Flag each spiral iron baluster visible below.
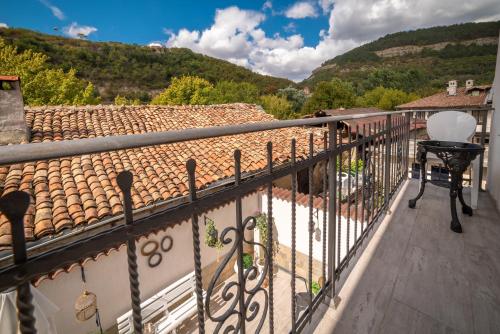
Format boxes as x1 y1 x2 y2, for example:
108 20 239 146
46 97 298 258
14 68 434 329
290 139 297 333
0 191 36 334
117 171 143 334
186 159 206 334
266 141 275 334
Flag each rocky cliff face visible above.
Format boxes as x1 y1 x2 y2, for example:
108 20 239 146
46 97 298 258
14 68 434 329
375 37 498 58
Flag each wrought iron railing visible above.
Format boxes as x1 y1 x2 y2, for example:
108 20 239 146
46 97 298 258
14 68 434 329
0 108 491 333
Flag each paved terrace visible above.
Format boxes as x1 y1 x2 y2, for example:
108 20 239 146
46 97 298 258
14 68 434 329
313 179 500 334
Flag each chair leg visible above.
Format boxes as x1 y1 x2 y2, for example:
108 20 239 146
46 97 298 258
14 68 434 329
409 159 426 209
450 173 462 233
458 181 473 216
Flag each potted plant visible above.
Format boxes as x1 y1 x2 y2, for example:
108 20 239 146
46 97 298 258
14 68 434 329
255 213 280 277
234 252 253 274
311 281 321 297
204 217 223 261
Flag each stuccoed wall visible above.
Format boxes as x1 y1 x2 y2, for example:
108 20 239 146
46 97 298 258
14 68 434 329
36 193 259 334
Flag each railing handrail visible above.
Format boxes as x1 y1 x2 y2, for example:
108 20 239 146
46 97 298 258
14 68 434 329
0 108 474 166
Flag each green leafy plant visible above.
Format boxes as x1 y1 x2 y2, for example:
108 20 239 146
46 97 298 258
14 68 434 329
242 253 253 270
311 281 321 296
255 213 280 258
204 217 223 251
0 38 100 106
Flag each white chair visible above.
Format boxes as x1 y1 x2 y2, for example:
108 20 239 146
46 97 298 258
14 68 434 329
426 110 480 208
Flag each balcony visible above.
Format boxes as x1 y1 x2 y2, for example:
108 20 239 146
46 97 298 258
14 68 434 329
0 107 497 334
313 180 500 333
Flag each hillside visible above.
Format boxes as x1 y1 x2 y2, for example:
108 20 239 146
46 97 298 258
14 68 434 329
301 21 500 95
0 28 293 102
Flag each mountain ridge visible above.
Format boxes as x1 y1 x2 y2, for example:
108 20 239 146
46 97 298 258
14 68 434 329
0 28 294 102
301 21 500 95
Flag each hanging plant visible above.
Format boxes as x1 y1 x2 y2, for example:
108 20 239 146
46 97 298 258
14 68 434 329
256 213 280 259
204 217 223 251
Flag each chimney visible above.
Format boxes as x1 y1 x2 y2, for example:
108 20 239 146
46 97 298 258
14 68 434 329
0 76 29 145
466 79 474 89
446 80 457 96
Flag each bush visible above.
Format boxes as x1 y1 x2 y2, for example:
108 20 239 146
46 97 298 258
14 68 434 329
151 75 214 105
209 81 259 104
357 86 419 110
301 79 356 115
260 95 294 120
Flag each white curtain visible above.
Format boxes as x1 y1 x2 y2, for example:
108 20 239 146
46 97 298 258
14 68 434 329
0 286 59 334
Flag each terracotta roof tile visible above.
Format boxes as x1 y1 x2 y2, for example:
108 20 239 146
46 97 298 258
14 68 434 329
0 104 325 249
397 86 491 110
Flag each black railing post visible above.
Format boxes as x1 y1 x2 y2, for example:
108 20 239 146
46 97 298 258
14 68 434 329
186 159 205 334
266 142 275 334
307 133 314 324
117 171 143 334
290 139 297 333
384 114 392 206
234 150 246 334
405 113 412 179
0 191 36 334
327 122 337 298
478 109 488 191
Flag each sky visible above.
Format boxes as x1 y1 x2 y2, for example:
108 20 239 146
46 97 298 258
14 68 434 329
2 0 500 82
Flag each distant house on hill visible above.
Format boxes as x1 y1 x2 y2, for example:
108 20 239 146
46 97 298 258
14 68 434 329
397 79 492 110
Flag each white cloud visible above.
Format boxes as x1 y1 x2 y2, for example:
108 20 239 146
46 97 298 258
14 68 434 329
165 2 500 82
318 0 334 14
285 2 318 19
0 23 8 28
63 22 97 39
262 1 273 11
39 0 65 20
328 0 500 43
283 22 297 33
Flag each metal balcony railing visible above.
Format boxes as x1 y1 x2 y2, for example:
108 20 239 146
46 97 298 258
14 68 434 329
0 108 491 334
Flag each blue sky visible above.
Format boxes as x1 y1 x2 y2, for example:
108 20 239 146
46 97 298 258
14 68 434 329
2 1 500 81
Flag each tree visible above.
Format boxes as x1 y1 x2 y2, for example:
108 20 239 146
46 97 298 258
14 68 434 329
151 76 214 105
260 95 293 120
209 81 259 104
114 94 141 105
357 86 419 110
276 86 306 114
0 38 100 106
301 79 356 115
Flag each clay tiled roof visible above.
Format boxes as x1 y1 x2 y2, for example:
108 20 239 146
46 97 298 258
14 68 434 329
271 187 366 221
0 104 325 250
317 108 426 135
0 75 19 81
397 86 491 110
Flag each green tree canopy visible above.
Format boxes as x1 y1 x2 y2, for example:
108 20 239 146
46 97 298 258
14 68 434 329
209 81 259 104
114 94 141 105
0 38 100 106
260 95 293 120
151 76 214 105
276 86 306 114
357 86 419 110
301 79 356 115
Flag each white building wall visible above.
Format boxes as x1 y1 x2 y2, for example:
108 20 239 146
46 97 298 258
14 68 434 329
37 193 259 334
260 193 364 267
487 32 500 210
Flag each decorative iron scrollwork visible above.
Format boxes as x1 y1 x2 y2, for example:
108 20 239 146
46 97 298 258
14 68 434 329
204 215 269 333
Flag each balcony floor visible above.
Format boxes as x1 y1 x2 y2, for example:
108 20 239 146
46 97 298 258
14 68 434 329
313 179 500 334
